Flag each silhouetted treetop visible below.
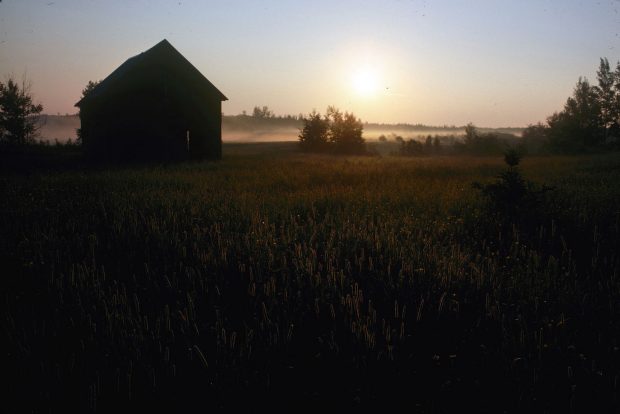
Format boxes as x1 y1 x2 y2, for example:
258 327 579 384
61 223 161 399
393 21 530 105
524 57 620 153
298 107 366 154
0 75 43 146
252 105 274 119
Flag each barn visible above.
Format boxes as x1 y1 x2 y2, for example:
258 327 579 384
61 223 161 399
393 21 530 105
75 39 227 161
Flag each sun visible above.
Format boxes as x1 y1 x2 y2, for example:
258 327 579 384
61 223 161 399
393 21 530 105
351 67 380 97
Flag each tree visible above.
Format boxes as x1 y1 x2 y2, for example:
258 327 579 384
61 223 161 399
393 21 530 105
298 107 366 154
326 106 365 154
458 122 504 155
594 58 619 140
80 80 100 100
76 80 100 144
507 56 620 153
464 122 478 144
547 77 602 152
0 76 43 146
298 110 329 152
522 123 548 141
424 135 433 152
615 61 620 130
252 105 273 119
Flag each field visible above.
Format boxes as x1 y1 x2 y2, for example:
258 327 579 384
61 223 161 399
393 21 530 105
2 143 620 412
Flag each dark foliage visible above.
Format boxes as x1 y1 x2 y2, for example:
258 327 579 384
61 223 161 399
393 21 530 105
252 105 274 119
398 136 424 155
503 147 521 167
524 58 620 153
75 80 100 144
0 76 43 146
547 77 604 153
473 149 553 221
398 134 444 156
455 123 507 155
298 110 329 152
327 106 365 154
520 122 549 154
298 107 366 154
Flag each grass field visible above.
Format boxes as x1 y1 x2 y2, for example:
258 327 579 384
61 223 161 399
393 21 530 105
2 143 620 412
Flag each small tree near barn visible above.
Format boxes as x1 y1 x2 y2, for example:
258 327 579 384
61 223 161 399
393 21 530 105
76 80 100 145
0 75 43 146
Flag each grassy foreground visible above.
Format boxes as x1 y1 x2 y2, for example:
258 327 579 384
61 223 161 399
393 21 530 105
2 144 620 412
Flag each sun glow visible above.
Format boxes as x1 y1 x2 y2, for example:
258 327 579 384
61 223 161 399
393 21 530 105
351 67 380 97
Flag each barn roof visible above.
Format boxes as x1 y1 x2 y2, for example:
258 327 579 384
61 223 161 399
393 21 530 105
75 39 227 107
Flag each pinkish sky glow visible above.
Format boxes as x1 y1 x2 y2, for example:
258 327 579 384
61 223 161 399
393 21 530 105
1 0 619 127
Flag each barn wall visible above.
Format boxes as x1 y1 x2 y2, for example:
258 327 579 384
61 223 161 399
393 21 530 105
191 98 222 160
79 56 224 162
80 91 224 162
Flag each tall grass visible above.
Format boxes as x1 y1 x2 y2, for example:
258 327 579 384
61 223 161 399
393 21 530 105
1 151 619 412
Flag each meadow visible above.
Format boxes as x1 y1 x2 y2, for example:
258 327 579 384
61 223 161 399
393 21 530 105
2 143 620 412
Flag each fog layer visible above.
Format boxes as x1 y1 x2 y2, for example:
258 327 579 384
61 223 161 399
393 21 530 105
36 115 522 143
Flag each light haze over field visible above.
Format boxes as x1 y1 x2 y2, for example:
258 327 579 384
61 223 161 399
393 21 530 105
1 0 619 127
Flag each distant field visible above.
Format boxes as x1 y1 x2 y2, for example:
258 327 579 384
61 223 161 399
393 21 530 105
2 147 619 412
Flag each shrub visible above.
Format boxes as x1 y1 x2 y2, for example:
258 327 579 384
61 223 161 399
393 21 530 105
473 149 553 220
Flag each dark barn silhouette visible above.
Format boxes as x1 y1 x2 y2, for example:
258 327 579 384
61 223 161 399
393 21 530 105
75 39 227 161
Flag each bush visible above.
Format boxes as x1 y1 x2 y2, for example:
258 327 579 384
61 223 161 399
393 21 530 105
473 149 553 221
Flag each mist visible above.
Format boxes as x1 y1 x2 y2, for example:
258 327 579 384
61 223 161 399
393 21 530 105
222 126 300 142
35 114 523 144
36 115 80 143
35 115 302 144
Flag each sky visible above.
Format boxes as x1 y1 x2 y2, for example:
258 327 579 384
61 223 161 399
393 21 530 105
1 0 619 127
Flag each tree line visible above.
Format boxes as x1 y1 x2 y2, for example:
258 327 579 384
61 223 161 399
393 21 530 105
522 58 620 153
381 57 620 157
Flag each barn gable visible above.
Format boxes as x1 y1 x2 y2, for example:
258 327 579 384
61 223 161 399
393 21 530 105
76 40 227 161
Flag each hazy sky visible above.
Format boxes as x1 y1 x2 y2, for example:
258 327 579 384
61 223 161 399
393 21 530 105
1 0 619 127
